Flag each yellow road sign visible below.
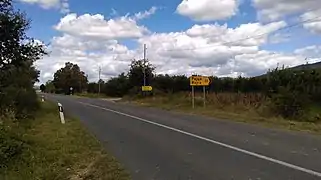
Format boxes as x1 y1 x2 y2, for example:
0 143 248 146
190 76 210 86
142 86 153 91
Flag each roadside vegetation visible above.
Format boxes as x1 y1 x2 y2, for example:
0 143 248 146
34 3 320 133
1 101 130 180
45 58 321 132
44 56 321 132
1 1 129 179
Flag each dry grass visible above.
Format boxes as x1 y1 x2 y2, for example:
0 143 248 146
126 92 321 133
75 92 110 99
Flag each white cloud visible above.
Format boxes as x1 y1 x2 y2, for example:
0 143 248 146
54 13 149 40
176 0 238 21
301 9 321 34
19 0 69 13
134 6 158 20
252 0 321 21
186 21 286 46
36 10 314 84
235 51 305 76
36 35 137 83
268 32 291 44
136 21 301 77
294 45 321 60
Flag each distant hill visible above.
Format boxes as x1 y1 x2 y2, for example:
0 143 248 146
290 61 321 70
256 61 321 78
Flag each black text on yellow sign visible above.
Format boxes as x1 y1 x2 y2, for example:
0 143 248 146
190 76 210 86
142 86 153 91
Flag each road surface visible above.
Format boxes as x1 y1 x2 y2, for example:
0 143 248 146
45 94 321 180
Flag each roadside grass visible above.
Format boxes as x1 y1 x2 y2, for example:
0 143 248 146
124 93 321 134
1 101 130 180
75 92 110 99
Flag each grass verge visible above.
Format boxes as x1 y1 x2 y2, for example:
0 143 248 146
75 93 111 99
0 101 130 180
124 95 321 134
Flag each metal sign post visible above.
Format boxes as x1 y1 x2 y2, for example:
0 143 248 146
189 76 211 109
203 86 206 108
192 86 195 109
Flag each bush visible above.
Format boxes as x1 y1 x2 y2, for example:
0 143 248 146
15 90 39 119
0 87 39 119
0 115 25 168
270 86 310 119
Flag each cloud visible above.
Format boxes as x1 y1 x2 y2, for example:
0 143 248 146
36 35 137 83
186 21 287 46
252 0 321 21
36 9 313 84
301 9 321 34
235 51 304 76
136 20 300 77
54 13 149 40
19 0 70 13
134 6 158 20
176 0 238 21
268 32 291 44
294 45 321 61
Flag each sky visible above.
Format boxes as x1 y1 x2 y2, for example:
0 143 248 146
14 0 321 84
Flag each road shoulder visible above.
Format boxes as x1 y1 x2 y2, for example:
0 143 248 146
1 101 130 180
120 97 321 134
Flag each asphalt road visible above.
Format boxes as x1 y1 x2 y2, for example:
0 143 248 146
45 94 321 180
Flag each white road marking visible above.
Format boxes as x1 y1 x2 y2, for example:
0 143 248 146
78 101 321 178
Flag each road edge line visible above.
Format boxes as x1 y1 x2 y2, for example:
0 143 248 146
78 101 321 178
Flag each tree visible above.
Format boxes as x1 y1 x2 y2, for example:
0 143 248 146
0 0 46 117
45 80 55 93
128 59 155 88
0 0 47 167
104 73 131 97
53 62 88 94
87 82 98 93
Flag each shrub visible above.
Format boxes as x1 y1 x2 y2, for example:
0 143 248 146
269 86 310 119
0 87 39 119
0 114 25 168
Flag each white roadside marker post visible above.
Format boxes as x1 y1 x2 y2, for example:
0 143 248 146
58 103 65 124
41 95 45 102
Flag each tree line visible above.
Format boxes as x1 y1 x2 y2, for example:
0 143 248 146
45 58 321 121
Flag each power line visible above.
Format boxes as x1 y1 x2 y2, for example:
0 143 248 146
160 16 321 52
90 9 321 60
105 15 321 56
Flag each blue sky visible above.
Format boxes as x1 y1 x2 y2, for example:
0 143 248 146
16 0 259 42
14 0 321 83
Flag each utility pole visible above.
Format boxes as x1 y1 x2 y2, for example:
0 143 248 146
143 44 147 87
98 66 101 94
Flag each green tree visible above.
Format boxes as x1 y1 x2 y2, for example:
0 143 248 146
53 62 88 94
87 82 98 93
128 59 155 88
104 73 130 97
0 0 46 117
45 80 55 93
0 0 46 167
